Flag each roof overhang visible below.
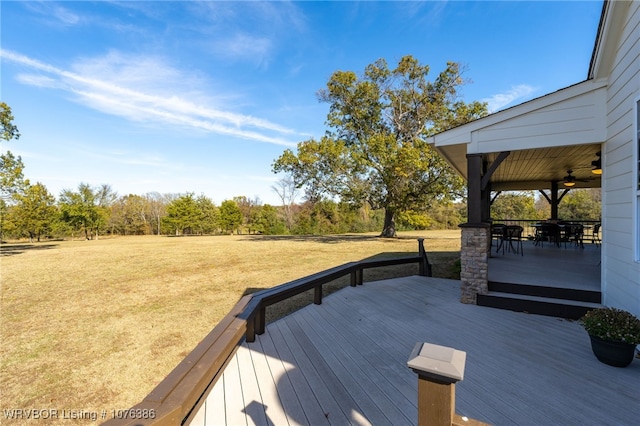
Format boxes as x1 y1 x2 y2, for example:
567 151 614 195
430 79 608 191
589 0 628 80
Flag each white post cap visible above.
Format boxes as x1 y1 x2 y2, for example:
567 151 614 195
407 342 466 384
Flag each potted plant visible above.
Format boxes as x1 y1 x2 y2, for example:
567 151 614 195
580 307 640 367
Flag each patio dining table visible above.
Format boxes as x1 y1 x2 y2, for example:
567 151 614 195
533 222 586 248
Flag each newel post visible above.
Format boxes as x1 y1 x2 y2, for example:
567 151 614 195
407 342 466 426
417 238 432 277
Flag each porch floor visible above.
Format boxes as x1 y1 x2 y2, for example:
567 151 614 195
194 276 639 426
488 239 601 291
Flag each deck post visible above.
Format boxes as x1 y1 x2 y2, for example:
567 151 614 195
246 315 256 342
417 238 432 277
256 305 266 335
407 342 466 426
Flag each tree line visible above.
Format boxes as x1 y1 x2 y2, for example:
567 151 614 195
0 179 471 242
0 174 599 243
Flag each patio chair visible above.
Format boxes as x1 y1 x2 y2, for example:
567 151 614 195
587 223 601 247
491 223 507 253
534 223 561 247
563 224 584 248
504 225 524 256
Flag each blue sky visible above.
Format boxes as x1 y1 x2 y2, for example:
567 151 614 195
1 1 603 205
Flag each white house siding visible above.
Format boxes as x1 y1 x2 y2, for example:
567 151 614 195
602 0 640 316
432 80 609 153
471 86 608 154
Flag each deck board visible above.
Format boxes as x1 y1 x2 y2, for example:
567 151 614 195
294 310 406 425
198 276 640 426
266 321 331 425
222 350 248 426
299 306 415 424
236 344 268 425
204 371 225 425
250 330 306 425
245 339 289 426
275 320 352 424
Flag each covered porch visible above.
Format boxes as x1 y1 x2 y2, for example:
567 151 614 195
430 78 607 307
195 276 639 425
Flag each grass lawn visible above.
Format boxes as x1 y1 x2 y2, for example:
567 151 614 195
0 230 460 421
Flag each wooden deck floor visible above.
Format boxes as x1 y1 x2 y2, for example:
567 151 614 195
194 276 639 426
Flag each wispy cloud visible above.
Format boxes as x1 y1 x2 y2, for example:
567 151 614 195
1 49 298 147
23 1 81 26
482 84 538 113
210 33 274 68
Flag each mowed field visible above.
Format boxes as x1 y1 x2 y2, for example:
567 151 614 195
0 230 461 422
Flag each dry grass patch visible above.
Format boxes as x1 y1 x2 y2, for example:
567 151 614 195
0 230 460 422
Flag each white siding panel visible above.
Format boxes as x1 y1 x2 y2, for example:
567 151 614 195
607 107 634 142
605 187 630 204
606 138 634 164
472 89 607 153
433 127 471 147
602 1 640 317
431 80 608 150
606 221 634 241
603 263 640 316
605 170 633 194
475 129 601 154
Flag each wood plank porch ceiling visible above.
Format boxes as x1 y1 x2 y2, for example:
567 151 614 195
485 144 602 191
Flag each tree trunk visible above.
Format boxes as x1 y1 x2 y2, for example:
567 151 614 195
380 208 397 238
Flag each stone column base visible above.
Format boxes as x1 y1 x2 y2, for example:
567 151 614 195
459 223 490 304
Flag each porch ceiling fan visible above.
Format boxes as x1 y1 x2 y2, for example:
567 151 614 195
563 170 577 187
562 169 594 187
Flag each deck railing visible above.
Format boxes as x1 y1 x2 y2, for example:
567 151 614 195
104 239 430 426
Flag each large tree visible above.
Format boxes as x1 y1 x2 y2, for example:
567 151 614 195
273 56 487 237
